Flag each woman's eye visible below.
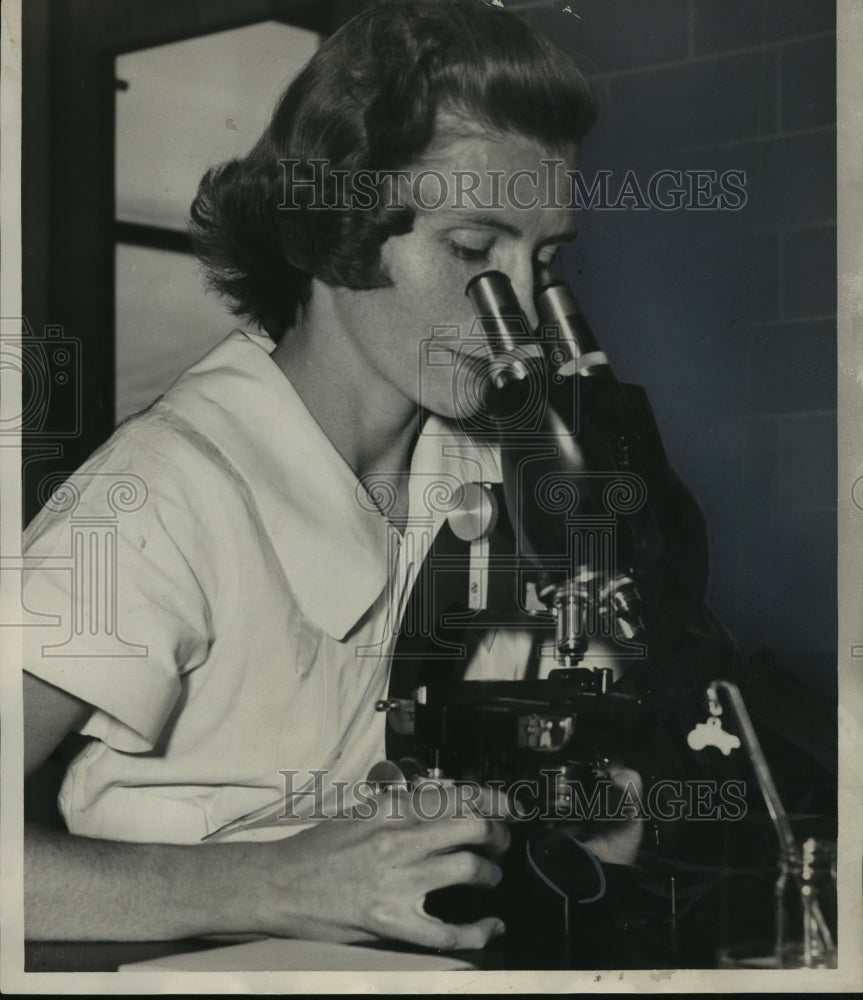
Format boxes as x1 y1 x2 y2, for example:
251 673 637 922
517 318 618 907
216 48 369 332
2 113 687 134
446 239 493 263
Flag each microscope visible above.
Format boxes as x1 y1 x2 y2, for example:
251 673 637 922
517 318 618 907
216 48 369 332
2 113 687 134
376 271 734 813
373 273 836 968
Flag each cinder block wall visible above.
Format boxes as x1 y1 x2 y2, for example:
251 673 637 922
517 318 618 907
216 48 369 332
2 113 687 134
523 0 837 694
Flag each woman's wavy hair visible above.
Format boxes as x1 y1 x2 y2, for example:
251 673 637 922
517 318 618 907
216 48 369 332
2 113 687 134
189 0 597 340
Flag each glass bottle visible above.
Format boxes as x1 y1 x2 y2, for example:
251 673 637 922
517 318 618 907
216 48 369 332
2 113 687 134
775 837 837 968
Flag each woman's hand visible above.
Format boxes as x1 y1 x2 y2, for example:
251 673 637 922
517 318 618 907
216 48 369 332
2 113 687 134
249 783 510 950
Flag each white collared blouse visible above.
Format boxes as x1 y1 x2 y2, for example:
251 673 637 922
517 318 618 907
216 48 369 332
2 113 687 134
23 331 501 844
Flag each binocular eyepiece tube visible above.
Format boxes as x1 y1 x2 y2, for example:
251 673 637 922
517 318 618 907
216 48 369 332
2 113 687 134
465 270 615 383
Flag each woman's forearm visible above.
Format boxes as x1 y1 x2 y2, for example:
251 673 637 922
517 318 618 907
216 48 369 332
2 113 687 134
24 823 261 942
25 789 510 950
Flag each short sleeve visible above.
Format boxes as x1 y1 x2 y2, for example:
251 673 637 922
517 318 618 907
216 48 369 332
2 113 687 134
22 425 215 752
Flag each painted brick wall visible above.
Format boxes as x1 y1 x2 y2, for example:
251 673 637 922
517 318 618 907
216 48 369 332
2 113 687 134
522 0 837 694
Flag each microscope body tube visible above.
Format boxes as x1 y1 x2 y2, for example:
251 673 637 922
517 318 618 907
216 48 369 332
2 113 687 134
466 272 645 665
534 276 713 629
465 270 711 667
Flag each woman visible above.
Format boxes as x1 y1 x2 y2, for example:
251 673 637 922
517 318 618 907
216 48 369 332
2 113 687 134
23 0 639 949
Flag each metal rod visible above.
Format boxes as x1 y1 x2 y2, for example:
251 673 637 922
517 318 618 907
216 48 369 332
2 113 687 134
708 680 799 861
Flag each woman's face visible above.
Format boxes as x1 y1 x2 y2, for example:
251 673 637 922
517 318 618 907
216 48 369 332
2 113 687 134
320 129 579 425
